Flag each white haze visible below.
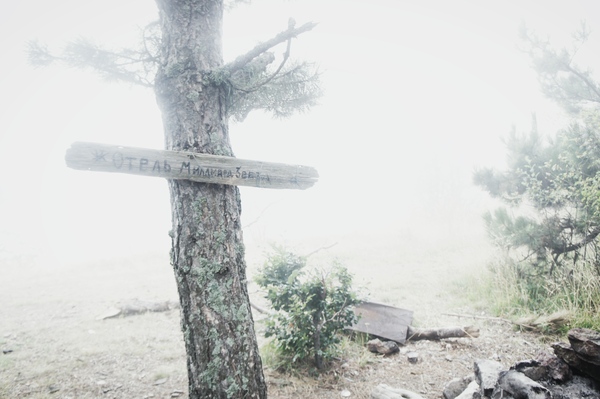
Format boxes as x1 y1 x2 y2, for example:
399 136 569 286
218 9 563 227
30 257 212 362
1 0 599 266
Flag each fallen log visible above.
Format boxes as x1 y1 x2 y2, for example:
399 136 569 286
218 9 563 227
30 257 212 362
350 302 479 343
407 325 479 341
443 310 571 332
96 299 179 320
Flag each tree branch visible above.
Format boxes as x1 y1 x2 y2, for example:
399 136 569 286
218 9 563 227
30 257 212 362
224 21 317 75
523 26 600 106
304 242 338 258
234 34 292 93
242 201 280 229
551 226 600 256
562 62 600 103
28 37 158 88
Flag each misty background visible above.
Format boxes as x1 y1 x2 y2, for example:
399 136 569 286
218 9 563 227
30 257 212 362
1 1 599 269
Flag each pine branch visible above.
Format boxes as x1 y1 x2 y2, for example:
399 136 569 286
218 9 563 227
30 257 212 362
27 21 160 88
228 60 321 121
224 21 317 75
27 41 56 67
62 38 157 87
551 226 600 256
521 25 600 110
234 34 292 93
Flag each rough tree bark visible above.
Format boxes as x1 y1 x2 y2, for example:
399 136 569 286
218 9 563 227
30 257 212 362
153 1 267 398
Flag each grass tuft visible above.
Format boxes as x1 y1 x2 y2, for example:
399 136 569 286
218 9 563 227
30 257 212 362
457 253 600 333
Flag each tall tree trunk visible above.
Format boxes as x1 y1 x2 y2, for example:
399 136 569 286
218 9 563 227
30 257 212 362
153 1 267 398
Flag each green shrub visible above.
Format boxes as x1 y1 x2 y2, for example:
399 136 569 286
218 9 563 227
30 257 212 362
255 247 360 370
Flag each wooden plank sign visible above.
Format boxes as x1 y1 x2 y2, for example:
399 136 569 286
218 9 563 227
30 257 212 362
65 142 319 190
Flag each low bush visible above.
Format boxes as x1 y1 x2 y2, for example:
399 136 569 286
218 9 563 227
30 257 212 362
255 247 361 370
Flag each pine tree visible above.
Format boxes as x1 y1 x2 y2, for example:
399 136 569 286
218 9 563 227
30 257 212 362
29 2 321 398
474 23 600 280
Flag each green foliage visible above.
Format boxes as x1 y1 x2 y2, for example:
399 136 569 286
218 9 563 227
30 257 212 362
475 26 600 327
28 18 321 121
228 60 322 122
519 21 600 114
28 22 160 87
476 120 600 274
254 248 305 288
255 247 360 370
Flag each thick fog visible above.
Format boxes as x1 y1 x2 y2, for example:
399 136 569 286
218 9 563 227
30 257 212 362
1 0 599 266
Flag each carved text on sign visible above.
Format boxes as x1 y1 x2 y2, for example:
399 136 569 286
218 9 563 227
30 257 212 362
66 142 317 190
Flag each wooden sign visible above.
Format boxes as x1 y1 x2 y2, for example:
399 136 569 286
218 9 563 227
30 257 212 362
65 142 318 190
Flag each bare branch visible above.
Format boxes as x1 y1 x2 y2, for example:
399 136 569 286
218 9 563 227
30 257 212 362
224 21 318 75
304 242 339 258
242 201 281 229
234 34 293 93
442 312 513 323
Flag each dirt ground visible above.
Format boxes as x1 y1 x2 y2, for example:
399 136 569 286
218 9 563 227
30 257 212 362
0 230 552 399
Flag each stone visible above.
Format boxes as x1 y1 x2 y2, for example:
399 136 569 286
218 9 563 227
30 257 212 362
511 359 547 381
553 341 600 383
455 381 479 399
491 370 551 399
474 358 505 397
535 350 572 383
407 352 419 364
442 375 474 399
367 339 399 355
568 327 600 358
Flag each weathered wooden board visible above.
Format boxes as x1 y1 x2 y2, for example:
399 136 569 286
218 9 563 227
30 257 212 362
349 301 414 344
65 142 319 190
